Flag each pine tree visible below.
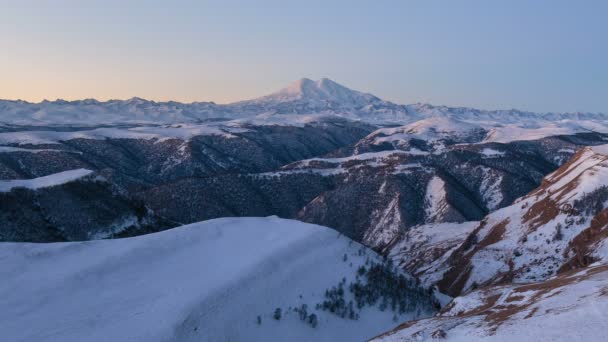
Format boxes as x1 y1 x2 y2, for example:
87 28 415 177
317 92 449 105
308 313 318 328
273 308 282 320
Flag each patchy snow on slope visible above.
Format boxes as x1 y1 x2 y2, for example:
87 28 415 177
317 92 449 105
297 150 422 166
364 195 403 248
478 167 504 211
438 147 608 295
0 217 431 342
389 221 479 287
229 112 333 127
591 144 608 156
0 168 93 192
283 150 428 175
372 264 608 342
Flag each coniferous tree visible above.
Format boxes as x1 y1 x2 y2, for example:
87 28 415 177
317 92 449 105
308 313 318 328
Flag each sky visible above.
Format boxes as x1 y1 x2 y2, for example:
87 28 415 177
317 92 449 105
0 0 606 112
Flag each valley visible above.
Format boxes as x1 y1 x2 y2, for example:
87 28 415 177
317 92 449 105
2 78 608 341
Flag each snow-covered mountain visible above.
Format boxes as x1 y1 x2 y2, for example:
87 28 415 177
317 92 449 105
433 145 608 297
1 78 607 133
0 217 437 342
370 145 608 341
235 78 382 108
0 98 229 126
383 145 608 294
227 78 413 121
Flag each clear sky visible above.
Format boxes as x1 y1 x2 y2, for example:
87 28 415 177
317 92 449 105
1 0 606 112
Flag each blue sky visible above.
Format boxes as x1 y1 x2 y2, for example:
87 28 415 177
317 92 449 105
1 0 606 112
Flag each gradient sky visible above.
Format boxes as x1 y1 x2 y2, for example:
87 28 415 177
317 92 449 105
1 0 606 112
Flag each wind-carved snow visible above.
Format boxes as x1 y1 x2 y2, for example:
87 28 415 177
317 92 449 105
0 217 431 342
364 195 403 248
0 168 93 192
424 176 449 223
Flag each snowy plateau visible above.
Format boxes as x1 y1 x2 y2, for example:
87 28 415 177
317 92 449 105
2 78 608 341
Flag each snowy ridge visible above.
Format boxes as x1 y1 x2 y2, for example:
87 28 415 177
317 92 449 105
0 168 93 192
0 217 434 342
361 116 608 154
0 124 249 145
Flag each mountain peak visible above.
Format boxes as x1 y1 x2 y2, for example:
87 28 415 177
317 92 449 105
248 77 381 107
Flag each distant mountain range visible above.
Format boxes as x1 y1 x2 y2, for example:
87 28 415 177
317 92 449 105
1 78 606 127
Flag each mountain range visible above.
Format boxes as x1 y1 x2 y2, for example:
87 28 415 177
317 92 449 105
2 78 608 341
1 78 607 128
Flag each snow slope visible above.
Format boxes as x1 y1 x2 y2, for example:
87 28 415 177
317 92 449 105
388 221 480 288
0 217 433 342
436 145 608 296
0 168 93 192
372 263 608 342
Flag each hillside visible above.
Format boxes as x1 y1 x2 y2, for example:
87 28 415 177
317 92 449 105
372 145 608 341
372 264 608 341
0 217 437 342
0 169 168 241
435 145 608 296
